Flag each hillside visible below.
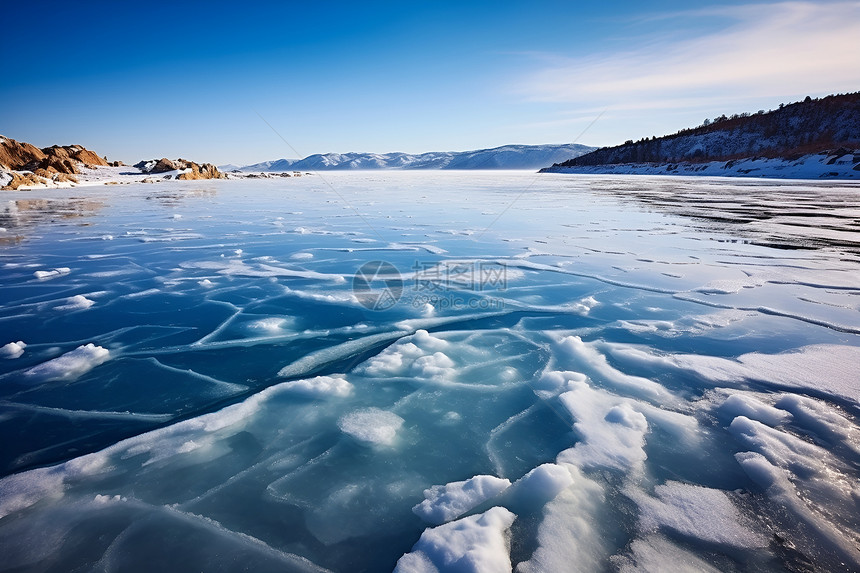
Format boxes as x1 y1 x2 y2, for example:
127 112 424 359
543 93 860 177
232 143 595 172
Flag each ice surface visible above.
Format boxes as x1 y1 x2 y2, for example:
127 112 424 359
413 475 512 525
772 394 860 453
735 451 860 568
247 317 293 332
181 259 346 282
395 507 516 573
0 172 858 572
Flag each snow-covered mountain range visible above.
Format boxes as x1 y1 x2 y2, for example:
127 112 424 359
224 144 595 172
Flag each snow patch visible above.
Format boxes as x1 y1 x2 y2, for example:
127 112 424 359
23 344 110 383
338 408 404 446
557 382 649 471
507 463 574 509
1 341 26 359
517 465 608 573
33 267 71 280
611 535 722 573
278 374 353 398
628 481 767 548
53 295 95 311
395 507 516 573
413 475 512 525
718 393 792 426
553 335 673 402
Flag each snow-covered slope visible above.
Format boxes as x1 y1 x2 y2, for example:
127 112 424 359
231 144 595 172
542 150 860 180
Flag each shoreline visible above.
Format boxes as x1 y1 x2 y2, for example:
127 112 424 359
540 150 860 180
1 165 315 191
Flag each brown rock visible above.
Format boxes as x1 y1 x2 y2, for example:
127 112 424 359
134 157 226 180
71 148 109 167
151 158 182 173
40 156 80 175
177 162 226 180
0 136 47 170
2 136 113 177
54 173 78 183
41 145 73 162
2 171 47 190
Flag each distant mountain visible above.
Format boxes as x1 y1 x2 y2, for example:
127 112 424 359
227 144 595 172
543 93 860 176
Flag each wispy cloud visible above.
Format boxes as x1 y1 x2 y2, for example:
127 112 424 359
518 2 860 110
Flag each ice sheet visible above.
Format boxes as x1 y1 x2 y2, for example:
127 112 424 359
0 172 858 573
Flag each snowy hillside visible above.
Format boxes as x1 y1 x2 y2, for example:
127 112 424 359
229 144 595 172
547 93 860 176
543 150 860 179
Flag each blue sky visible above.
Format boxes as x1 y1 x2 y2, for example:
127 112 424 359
2 1 858 165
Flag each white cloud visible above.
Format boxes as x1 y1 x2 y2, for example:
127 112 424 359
519 2 860 110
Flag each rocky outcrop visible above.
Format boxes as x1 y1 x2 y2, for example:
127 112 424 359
3 171 46 190
0 137 46 170
177 162 223 180
1 135 111 189
2 135 225 189
41 145 109 169
134 158 179 173
34 168 77 183
134 158 226 180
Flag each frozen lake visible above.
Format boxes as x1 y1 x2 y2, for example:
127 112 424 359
1 171 859 572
